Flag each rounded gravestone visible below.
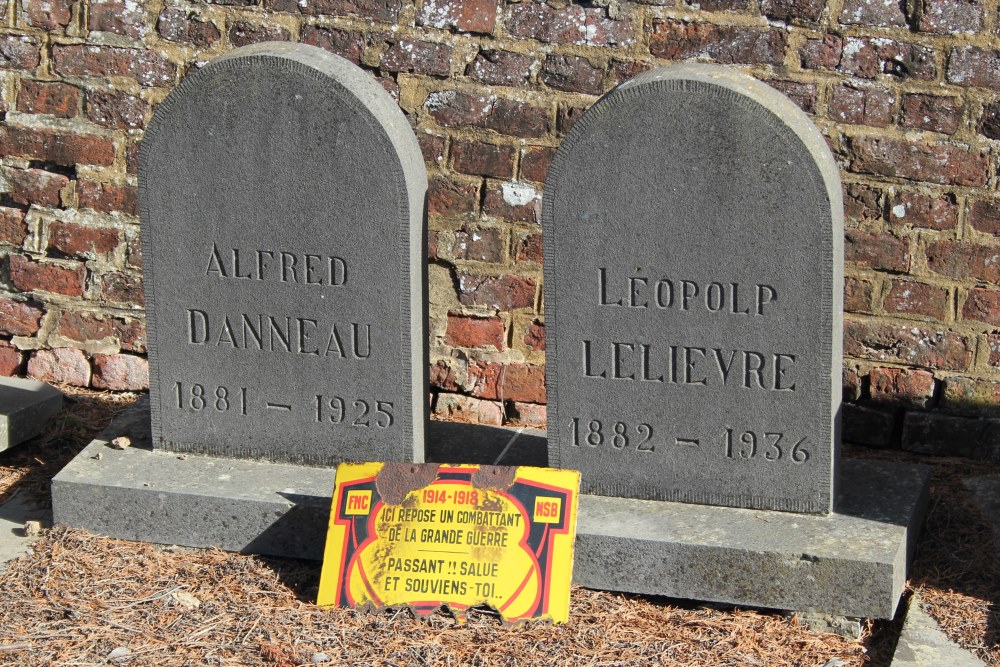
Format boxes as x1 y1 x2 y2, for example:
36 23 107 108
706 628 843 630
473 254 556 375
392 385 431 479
140 43 427 465
543 64 843 513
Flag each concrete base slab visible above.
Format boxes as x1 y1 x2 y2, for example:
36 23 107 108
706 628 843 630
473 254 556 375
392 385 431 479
0 493 48 568
963 475 1000 558
0 377 62 452
53 400 929 618
891 594 987 667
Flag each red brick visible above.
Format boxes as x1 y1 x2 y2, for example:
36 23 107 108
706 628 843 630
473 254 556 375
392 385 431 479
541 55 605 96
844 319 974 370
418 133 446 166
869 367 935 408
380 39 452 77
269 0 400 22
609 59 654 87
828 84 894 127
941 377 1000 418
902 412 1000 458
228 21 290 47
844 276 875 313
17 81 79 118
825 38 936 80
967 199 1000 236
22 0 73 28
844 230 909 272
28 348 91 387
650 21 786 66
557 105 586 136
800 35 842 71
301 26 364 65
0 125 115 167
125 142 140 174
483 182 541 223
457 272 536 310
990 334 1000 366
884 279 949 319
451 141 515 179
523 319 545 351
764 80 818 114
515 234 543 263
205 0 259 5
377 74 399 102
0 297 44 336
56 310 146 352
849 137 987 187
520 146 555 184
87 89 147 130
843 364 864 401
90 0 148 38
49 221 120 258
0 343 24 377
429 359 462 392
697 0 751 11
918 0 982 34
126 235 142 269
102 272 144 306
0 35 42 70
469 362 545 403
843 183 883 225
77 181 139 216
466 50 534 86
2 168 69 208
484 99 550 138
53 45 176 87
428 230 440 261
92 353 149 391
452 226 505 262
843 403 896 448
839 0 906 27
428 174 479 217
9 255 85 297
978 100 1000 140
511 402 546 428
0 208 28 246
157 7 221 48
433 393 503 426
761 0 824 22
961 287 1000 326
948 47 1000 88
506 2 634 47
420 0 498 34
890 192 957 231
445 312 506 350
901 94 962 134
926 241 1000 284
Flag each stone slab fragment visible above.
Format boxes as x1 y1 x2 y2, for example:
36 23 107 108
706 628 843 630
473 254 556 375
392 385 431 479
0 495 48 569
53 402 927 618
891 594 987 667
543 64 843 513
0 377 62 452
963 475 1000 558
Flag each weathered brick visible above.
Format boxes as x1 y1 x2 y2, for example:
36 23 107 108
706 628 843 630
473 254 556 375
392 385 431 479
0 343 24 377
608 59 654 87
942 376 1000 418
457 272 536 310
839 0 907 27
429 359 462 392
843 183 883 225
843 364 864 401
541 55 605 96
507 2 634 47
842 403 897 448
849 137 987 187
761 0 824 22
452 226 505 262
650 21 786 66
901 94 962 134
697 0 751 11
204 0 259 5
102 271 144 306
968 199 1000 236
918 0 982 34
844 229 909 272
17 81 79 118
978 100 1000 140
884 279 949 319
520 146 555 184
990 334 1000 367
844 276 875 313
483 99 550 138
515 233 542 263
228 21 290 47
9 255 86 297
269 0 400 22
27 348 91 387
418 133 446 166
926 240 1000 284
961 287 1000 326
157 7 221 48
125 142 140 174
483 182 541 223
869 367 935 408
902 412 1000 459
420 0 498 34
21 0 73 29
428 174 478 217
2 168 69 208
90 0 148 38
468 362 543 403
890 192 957 230
126 234 142 269
301 26 363 64
49 221 120 258
433 393 503 426
56 310 146 352
451 141 515 179
92 353 149 391
53 45 176 87
0 208 28 247
764 80 817 114
523 319 545 351
426 90 490 127
948 47 1000 88
86 89 147 130
445 312 505 350
511 402 546 428
844 319 974 370
380 39 451 77
836 38 936 80
828 83 894 127
77 181 138 217
800 35 842 71
0 297 44 336
0 35 42 70
557 105 586 136
466 50 534 87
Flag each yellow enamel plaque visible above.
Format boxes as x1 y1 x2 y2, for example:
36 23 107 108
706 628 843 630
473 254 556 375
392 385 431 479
317 463 580 623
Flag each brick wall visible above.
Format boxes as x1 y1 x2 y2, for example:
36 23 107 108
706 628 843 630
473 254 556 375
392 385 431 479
1 0 999 457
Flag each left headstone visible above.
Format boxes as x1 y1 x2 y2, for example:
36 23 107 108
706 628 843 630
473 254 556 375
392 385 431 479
139 43 427 465
0 377 62 451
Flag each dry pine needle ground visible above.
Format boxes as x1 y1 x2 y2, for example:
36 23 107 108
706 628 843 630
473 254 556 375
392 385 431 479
0 387 994 666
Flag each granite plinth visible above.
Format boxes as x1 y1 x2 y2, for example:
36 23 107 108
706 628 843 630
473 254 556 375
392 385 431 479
0 377 62 452
52 401 928 618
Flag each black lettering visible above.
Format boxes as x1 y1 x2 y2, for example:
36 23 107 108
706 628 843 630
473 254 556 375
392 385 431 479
305 254 323 285
681 280 698 310
612 342 635 379
655 279 673 308
241 314 263 349
706 282 724 312
757 284 777 315
330 257 347 286
713 348 738 384
298 318 319 355
774 353 796 391
256 250 274 281
188 309 208 344
280 252 298 283
217 316 237 347
744 351 766 388
640 343 664 382
232 248 252 279
598 268 622 306
326 325 345 357
731 282 751 314
583 340 606 378
684 347 707 385
268 316 292 352
352 323 371 359
629 276 648 308
206 243 227 277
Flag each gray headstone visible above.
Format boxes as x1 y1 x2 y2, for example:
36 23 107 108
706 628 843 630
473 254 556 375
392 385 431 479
0 377 62 451
542 64 843 513
139 43 427 465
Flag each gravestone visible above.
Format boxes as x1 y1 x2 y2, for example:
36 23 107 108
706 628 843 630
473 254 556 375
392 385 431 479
139 42 427 465
0 377 62 451
543 64 843 513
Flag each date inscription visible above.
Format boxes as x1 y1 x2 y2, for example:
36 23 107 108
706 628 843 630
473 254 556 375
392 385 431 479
314 395 394 429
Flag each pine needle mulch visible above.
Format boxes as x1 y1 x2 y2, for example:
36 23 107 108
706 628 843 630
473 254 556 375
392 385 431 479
0 388 991 666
